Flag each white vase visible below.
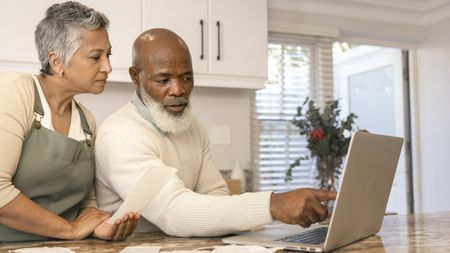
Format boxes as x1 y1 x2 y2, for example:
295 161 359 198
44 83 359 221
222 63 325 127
230 158 246 193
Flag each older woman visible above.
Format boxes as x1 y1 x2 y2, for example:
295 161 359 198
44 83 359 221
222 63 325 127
0 1 138 242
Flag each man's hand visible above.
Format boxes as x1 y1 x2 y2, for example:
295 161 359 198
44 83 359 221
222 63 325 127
92 212 139 241
270 188 337 228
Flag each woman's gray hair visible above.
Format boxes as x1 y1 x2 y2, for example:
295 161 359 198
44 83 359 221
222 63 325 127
35 1 109 75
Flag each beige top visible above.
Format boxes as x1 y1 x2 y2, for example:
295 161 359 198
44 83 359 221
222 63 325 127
0 71 97 209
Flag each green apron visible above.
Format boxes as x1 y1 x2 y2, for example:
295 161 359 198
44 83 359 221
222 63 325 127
0 83 95 242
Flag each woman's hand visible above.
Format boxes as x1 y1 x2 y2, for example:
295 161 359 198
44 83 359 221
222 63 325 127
69 207 110 240
92 212 139 241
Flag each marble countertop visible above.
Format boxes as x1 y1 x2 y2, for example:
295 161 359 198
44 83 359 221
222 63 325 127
1 212 450 253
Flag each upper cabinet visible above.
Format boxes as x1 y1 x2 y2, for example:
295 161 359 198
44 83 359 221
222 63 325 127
143 0 208 74
0 0 141 82
0 0 267 88
77 0 142 82
143 0 268 89
0 1 49 73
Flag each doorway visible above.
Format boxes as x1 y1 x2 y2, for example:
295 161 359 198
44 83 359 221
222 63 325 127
333 43 412 214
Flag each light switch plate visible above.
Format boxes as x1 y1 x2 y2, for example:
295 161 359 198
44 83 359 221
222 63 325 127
210 126 231 145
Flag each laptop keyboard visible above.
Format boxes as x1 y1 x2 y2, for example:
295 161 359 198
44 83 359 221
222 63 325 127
278 227 328 244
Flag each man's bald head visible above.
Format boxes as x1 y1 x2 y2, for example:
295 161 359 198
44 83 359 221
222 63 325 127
131 28 191 71
128 28 194 122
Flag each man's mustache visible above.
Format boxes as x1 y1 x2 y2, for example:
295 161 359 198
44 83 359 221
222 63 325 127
165 97 189 106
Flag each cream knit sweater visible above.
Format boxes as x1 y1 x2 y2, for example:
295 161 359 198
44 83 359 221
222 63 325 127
95 95 273 237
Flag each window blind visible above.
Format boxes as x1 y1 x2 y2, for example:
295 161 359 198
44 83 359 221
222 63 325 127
251 34 334 192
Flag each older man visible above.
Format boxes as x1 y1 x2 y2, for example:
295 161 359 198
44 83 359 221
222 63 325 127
95 28 336 237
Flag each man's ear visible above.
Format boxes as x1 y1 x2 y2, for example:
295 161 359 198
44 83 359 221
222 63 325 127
48 52 64 75
129 66 140 87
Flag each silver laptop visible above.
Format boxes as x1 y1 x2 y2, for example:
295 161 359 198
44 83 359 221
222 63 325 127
223 132 404 252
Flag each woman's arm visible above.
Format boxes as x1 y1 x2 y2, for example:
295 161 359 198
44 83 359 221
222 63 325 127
0 194 138 240
0 74 99 239
0 73 134 240
0 194 107 239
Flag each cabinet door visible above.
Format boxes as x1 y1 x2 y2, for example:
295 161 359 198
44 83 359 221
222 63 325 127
0 0 50 72
143 0 208 74
0 0 141 82
209 0 267 78
77 0 141 82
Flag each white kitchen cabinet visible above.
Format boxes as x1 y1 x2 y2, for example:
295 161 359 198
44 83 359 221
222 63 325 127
1 0 267 88
0 0 141 82
0 0 48 73
143 0 208 74
77 0 142 82
143 0 268 89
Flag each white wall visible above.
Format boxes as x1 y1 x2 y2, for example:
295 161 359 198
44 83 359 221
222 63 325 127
190 87 252 172
76 82 253 174
415 17 450 212
269 10 425 47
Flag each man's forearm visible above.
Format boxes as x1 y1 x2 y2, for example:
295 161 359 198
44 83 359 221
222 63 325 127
141 177 273 237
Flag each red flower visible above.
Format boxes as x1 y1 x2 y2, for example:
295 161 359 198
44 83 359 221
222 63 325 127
310 128 325 142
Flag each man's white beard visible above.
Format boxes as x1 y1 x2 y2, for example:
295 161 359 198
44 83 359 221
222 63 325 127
138 85 193 134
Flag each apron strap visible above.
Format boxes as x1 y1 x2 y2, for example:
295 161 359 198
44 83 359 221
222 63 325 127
32 80 93 142
32 82 44 129
32 82 44 116
74 101 93 145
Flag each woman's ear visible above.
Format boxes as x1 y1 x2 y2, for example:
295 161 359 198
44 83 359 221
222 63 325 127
48 52 64 75
129 66 140 87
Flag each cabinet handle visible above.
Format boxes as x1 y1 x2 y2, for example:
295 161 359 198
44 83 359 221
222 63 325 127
200 20 204 60
216 21 221 60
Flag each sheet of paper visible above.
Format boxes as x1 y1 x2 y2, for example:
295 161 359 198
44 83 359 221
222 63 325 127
120 245 161 253
119 244 281 253
108 166 176 224
11 247 75 253
160 251 209 253
211 245 282 253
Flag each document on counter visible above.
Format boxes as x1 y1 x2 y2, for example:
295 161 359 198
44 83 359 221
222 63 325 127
120 244 281 253
108 167 176 224
11 247 75 253
120 245 161 253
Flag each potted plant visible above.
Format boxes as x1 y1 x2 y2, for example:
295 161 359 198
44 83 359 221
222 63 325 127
287 97 358 190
